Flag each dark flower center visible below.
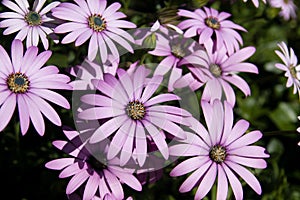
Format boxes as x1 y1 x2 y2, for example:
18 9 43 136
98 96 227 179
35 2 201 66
289 64 298 79
171 44 186 58
88 156 107 171
209 145 226 163
7 72 30 93
205 16 220 30
88 14 106 32
25 11 42 26
126 100 146 120
209 64 222 77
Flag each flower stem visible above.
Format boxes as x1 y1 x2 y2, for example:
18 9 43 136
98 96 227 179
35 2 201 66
263 130 298 136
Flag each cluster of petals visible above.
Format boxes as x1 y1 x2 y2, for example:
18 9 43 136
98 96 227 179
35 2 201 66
275 41 300 98
269 0 297 20
45 128 142 200
78 65 192 167
175 41 258 106
68 56 118 90
0 39 71 136
0 0 60 49
177 7 246 55
52 0 136 62
169 99 269 200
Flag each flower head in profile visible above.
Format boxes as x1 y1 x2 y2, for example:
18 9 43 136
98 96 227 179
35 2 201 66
269 0 297 20
149 24 202 91
78 65 191 167
169 100 269 200
0 39 71 136
0 0 60 49
177 7 246 55
176 41 258 106
52 0 136 62
45 128 142 200
243 0 266 8
275 41 300 98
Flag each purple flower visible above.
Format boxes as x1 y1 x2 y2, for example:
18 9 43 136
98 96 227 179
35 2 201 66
243 0 266 7
176 41 258 106
68 56 118 90
0 0 60 49
275 41 300 98
45 128 142 200
0 39 71 136
148 24 202 91
269 0 297 20
52 0 136 62
177 7 246 55
78 65 191 166
169 100 269 200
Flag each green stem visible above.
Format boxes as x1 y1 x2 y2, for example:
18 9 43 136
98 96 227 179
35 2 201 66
263 130 298 136
14 118 20 154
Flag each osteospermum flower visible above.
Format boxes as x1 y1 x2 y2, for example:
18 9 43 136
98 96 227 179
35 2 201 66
0 0 60 49
45 128 142 200
149 24 202 91
78 65 191 167
177 7 246 55
275 41 300 98
269 0 297 20
52 0 136 62
0 39 71 136
169 100 269 200
176 41 258 106
243 0 266 8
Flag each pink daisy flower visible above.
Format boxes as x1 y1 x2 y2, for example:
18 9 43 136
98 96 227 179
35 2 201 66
78 65 191 167
0 39 71 136
45 128 142 200
0 0 60 49
269 0 297 20
177 7 246 55
148 24 202 91
169 100 269 200
52 0 136 62
275 41 300 98
175 41 258 106
243 0 266 8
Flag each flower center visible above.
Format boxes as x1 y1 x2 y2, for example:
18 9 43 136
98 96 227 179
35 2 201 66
205 16 220 30
289 64 298 79
88 14 106 32
209 64 222 77
25 11 42 26
209 145 226 163
7 72 30 93
126 100 146 120
171 44 185 58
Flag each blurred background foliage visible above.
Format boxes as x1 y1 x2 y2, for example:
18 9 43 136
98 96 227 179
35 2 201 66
0 0 300 199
